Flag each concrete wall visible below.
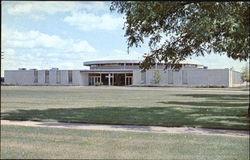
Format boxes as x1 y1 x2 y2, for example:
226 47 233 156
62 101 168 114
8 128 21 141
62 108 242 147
230 70 243 87
80 72 89 86
186 69 229 86
5 70 35 85
132 70 142 85
132 68 234 87
4 70 88 86
72 71 81 85
49 70 57 85
5 68 243 87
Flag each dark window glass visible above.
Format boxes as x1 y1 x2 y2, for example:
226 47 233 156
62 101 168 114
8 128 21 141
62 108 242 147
56 71 61 84
68 70 72 84
45 70 49 83
34 70 38 83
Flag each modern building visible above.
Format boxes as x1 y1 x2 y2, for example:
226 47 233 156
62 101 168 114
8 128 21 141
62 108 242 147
4 60 243 87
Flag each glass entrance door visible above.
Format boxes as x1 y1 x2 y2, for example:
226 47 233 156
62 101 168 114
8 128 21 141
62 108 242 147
125 73 133 86
125 76 133 85
89 73 101 85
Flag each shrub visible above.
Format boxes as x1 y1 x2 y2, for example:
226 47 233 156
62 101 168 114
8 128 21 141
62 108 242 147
153 70 161 84
94 82 103 86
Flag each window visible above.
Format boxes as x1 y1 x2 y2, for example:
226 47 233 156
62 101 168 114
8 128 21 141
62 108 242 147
56 71 61 84
45 70 49 83
34 70 38 83
68 70 72 84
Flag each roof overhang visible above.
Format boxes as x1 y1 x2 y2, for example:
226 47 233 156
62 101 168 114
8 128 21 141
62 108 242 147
80 69 133 73
83 60 141 66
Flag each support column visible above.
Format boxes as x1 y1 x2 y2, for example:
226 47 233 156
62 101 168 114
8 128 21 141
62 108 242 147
108 73 111 86
112 74 114 85
125 73 126 86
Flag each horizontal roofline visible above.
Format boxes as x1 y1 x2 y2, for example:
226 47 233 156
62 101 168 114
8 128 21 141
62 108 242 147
84 60 141 66
83 60 203 66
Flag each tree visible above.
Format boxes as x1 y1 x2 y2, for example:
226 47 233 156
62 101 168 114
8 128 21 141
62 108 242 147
110 2 249 70
241 65 249 82
153 70 161 84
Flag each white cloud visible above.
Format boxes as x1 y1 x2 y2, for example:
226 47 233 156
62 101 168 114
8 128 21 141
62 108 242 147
3 28 96 53
64 12 124 31
72 41 96 52
7 1 106 15
1 27 97 75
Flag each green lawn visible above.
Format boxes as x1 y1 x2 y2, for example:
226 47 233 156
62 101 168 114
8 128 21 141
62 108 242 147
1 125 249 159
1 86 249 130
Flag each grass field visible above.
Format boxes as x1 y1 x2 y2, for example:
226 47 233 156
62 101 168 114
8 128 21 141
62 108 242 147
1 86 249 130
1 125 249 159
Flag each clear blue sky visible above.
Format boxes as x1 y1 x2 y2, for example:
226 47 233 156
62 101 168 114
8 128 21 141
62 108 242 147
1 1 248 75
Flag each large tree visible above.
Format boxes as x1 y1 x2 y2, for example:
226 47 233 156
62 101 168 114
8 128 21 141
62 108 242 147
110 2 249 70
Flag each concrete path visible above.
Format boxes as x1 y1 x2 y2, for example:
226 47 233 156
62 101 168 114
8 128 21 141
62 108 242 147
1 120 249 137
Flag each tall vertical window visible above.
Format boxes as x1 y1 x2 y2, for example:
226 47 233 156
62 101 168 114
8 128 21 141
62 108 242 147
34 70 38 83
56 71 61 84
68 70 72 84
45 70 49 83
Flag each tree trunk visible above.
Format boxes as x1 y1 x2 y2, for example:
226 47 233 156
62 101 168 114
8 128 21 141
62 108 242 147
248 106 250 117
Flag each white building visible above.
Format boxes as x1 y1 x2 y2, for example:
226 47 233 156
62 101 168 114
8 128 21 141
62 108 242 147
4 60 243 87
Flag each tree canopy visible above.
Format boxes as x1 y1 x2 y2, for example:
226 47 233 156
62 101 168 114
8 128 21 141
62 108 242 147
110 2 249 70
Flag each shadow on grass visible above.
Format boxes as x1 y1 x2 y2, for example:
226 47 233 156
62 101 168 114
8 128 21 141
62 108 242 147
158 101 249 107
175 94 249 101
159 93 249 109
1 106 249 130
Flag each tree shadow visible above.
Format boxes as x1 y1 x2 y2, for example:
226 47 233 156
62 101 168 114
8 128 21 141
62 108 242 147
158 101 248 107
156 93 249 130
1 106 249 130
175 94 249 101
158 93 249 109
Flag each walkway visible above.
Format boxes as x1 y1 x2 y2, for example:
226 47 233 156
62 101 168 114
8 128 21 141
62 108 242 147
1 120 249 137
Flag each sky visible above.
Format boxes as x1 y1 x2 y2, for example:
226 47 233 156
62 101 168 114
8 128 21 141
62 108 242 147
1 1 248 76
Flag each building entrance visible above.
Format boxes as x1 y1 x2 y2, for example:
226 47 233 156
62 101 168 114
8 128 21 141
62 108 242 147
89 73 133 86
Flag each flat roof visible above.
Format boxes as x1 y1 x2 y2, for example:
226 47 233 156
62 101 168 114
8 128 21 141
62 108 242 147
83 59 203 66
83 60 141 66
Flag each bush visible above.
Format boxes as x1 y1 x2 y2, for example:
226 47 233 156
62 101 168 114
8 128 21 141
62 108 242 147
94 82 103 86
153 70 161 84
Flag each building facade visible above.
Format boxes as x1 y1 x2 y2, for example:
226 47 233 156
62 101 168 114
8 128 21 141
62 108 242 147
4 60 243 87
